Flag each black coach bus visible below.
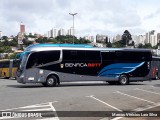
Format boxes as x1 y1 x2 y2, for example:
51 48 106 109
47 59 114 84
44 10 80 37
16 44 152 86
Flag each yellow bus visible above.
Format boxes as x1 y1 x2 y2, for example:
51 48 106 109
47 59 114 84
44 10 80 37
0 59 20 79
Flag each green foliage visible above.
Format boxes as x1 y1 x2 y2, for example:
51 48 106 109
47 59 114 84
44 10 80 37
35 35 91 44
112 41 124 48
121 30 132 46
106 41 112 47
1 36 8 40
9 52 17 59
0 46 12 54
9 38 18 47
137 43 143 48
143 43 152 48
35 37 47 43
23 38 33 46
3 46 12 53
112 30 133 48
0 48 4 53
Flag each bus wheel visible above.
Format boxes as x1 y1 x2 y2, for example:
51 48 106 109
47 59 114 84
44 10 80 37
45 75 57 87
119 75 129 85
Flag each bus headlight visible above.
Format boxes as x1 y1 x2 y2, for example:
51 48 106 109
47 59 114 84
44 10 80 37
20 74 24 78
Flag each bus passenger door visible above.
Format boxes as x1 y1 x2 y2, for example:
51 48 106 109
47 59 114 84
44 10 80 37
25 52 39 83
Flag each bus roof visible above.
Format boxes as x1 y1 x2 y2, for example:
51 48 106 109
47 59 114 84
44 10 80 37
29 46 152 52
25 43 93 51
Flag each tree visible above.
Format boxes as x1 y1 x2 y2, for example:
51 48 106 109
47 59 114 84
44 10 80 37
106 41 112 47
23 38 33 46
129 41 135 46
9 52 17 59
1 36 8 40
137 43 143 48
121 30 132 46
0 48 4 53
3 39 9 46
105 37 108 44
9 38 18 47
36 37 47 43
143 43 152 48
112 41 124 48
3 46 12 53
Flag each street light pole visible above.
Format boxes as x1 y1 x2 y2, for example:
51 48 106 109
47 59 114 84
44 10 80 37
69 13 77 44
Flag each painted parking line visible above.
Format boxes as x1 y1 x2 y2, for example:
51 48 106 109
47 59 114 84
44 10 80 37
0 101 57 111
48 102 59 120
110 102 160 120
0 101 59 120
115 91 155 104
36 102 59 120
87 95 122 112
135 88 160 95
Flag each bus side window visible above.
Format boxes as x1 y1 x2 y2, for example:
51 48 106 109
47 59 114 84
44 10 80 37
26 52 38 69
85 51 101 62
101 52 115 62
38 51 60 64
63 50 85 62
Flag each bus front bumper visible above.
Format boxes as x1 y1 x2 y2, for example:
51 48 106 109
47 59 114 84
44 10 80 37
17 74 26 84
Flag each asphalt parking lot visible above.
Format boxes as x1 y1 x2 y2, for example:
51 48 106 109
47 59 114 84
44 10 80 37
0 78 160 120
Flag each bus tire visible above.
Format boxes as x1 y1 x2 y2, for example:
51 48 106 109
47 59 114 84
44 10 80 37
118 75 129 85
45 75 57 87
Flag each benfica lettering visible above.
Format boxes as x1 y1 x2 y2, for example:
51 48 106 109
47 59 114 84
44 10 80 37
65 63 101 67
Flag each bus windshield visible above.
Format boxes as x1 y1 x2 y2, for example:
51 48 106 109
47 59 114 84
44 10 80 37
19 52 30 71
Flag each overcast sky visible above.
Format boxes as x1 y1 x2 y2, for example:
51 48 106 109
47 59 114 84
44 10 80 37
0 0 160 37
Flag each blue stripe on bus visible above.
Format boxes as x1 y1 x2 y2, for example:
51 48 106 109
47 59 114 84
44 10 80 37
98 62 144 76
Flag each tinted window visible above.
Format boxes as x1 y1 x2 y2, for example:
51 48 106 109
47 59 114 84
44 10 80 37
86 51 101 61
116 51 151 61
13 60 20 67
101 51 115 61
26 50 60 69
1 61 10 68
63 50 85 61
38 51 60 64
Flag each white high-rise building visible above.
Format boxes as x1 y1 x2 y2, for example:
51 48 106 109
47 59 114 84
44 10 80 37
132 35 139 45
0 31 2 42
132 35 146 46
68 28 73 36
58 29 65 36
50 28 57 38
0 31 2 38
113 34 121 43
53 29 57 38
145 30 157 46
157 33 160 44
150 34 157 47
50 29 53 38
84 35 94 42
47 31 51 38
139 35 146 45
